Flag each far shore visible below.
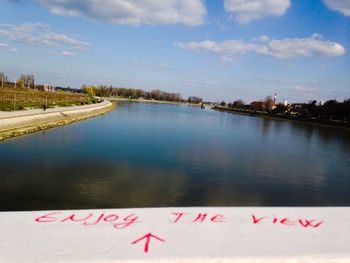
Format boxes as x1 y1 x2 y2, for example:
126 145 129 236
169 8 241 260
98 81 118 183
213 106 350 129
107 97 201 106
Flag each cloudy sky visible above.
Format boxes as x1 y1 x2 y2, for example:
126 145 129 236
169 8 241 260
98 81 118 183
1 0 349 103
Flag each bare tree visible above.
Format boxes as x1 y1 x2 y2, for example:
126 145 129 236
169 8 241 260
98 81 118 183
265 95 274 112
188 96 202 104
0 72 8 87
20 74 35 88
233 100 245 109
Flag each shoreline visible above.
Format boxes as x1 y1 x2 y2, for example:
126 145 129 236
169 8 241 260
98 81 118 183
0 100 116 142
213 106 350 129
108 97 201 106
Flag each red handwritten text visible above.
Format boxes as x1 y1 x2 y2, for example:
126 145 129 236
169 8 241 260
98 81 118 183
172 212 225 223
131 233 165 253
35 212 141 229
251 215 324 228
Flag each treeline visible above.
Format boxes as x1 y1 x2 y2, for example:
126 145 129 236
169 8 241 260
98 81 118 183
217 97 350 123
301 99 350 121
1 71 204 104
1 72 35 89
82 85 203 104
19 74 35 88
1 72 74 92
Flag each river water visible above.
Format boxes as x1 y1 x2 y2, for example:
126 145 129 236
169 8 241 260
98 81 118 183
1 101 350 211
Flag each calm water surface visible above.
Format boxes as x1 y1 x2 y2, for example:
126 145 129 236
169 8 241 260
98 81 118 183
1 101 350 210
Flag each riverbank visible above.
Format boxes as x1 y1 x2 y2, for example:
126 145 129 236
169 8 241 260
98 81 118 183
0 100 116 141
213 106 350 129
108 97 201 106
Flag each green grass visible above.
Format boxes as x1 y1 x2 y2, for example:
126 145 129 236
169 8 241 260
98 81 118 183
0 86 95 111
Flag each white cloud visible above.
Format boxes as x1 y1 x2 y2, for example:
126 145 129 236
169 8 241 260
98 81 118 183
291 86 317 97
0 43 9 48
323 0 350 16
293 86 305 91
258 35 270 42
0 23 90 49
220 56 241 63
159 64 173 70
61 50 76 57
256 34 345 58
71 46 91 51
175 34 346 59
292 86 316 92
0 42 18 53
174 40 259 55
34 0 207 26
251 35 270 42
224 0 291 24
40 30 88 46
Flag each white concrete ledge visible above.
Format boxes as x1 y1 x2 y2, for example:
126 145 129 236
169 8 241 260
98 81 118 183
1 207 349 262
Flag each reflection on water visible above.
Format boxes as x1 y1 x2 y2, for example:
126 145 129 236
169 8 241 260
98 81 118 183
1 101 350 211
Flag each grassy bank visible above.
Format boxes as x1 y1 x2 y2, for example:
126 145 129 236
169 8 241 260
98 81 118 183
0 87 97 111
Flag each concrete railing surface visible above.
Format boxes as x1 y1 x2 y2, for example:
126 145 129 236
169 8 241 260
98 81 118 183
1 207 348 262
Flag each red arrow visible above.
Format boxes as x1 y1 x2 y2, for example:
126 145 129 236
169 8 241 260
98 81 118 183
131 233 166 253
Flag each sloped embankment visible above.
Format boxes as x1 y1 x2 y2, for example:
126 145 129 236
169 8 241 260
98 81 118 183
0 101 116 141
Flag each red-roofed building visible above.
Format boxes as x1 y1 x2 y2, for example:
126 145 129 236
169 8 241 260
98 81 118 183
250 101 277 110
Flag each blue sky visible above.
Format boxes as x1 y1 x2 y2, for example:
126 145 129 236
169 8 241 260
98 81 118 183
0 0 349 103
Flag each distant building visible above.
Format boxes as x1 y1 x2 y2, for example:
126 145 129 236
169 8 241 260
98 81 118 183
250 101 277 110
44 84 55 92
283 99 288 106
